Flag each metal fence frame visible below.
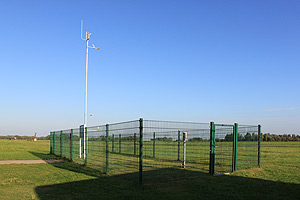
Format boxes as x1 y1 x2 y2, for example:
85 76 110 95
50 118 261 184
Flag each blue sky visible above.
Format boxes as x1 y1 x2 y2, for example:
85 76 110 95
0 0 299 136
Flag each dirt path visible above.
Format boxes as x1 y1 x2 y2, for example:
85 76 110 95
0 160 63 165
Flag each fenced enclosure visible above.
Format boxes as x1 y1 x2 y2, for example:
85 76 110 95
50 119 261 184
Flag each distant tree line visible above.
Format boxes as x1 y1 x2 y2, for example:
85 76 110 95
188 137 209 142
224 133 259 141
0 135 50 140
216 133 300 142
261 133 300 142
181 133 300 142
151 137 174 142
2 132 300 142
80 135 140 142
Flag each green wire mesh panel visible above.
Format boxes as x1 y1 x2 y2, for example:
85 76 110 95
237 125 259 170
142 120 210 183
61 129 71 159
86 125 106 171
72 128 84 165
214 126 234 174
53 131 61 156
108 120 140 177
187 129 211 170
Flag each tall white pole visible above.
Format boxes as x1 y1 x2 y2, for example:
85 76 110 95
80 20 99 160
84 32 89 126
83 32 89 159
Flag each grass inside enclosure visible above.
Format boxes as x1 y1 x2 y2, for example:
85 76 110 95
64 140 259 177
0 140 299 200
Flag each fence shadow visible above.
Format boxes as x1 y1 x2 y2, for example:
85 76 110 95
29 151 105 178
30 151 299 200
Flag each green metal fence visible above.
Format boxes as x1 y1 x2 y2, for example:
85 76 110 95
50 119 261 184
237 125 260 170
214 124 235 174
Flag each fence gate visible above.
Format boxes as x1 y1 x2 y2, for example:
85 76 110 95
210 122 238 175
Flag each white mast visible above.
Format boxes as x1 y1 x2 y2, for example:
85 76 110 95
81 20 99 159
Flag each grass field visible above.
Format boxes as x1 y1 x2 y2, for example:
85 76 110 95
0 139 299 199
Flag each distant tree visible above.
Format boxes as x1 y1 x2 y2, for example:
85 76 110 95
244 133 252 141
237 133 245 141
224 133 233 141
189 137 204 142
156 137 173 142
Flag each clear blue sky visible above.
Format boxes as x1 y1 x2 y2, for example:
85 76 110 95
0 0 299 136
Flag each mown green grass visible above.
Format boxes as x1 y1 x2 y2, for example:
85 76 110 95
0 140 299 200
0 140 57 160
262 141 300 147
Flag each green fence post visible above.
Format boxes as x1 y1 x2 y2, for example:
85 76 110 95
70 129 73 161
209 122 215 175
153 132 155 157
106 124 109 173
85 127 87 165
258 124 261 168
233 123 238 172
139 118 143 184
177 130 180 161
60 131 63 157
134 133 136 155
112 134 114 153
119 134 121 153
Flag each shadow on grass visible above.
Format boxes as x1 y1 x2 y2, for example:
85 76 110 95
31 152 299 200
29 151 105 178
29 151 58 160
